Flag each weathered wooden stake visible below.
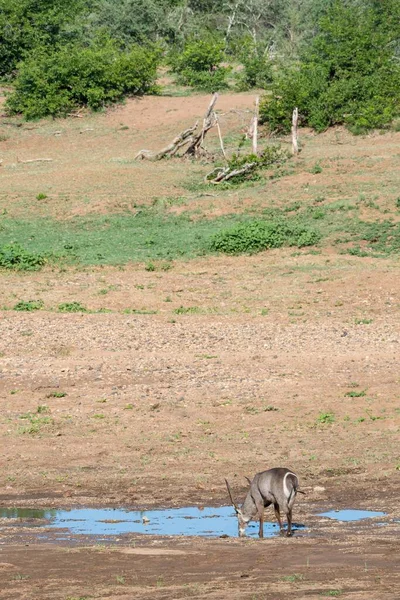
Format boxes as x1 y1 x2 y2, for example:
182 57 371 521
214 113 227 160
252 96 259 155
292 107 299 155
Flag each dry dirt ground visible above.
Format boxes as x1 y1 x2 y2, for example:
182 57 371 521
0 91 399 599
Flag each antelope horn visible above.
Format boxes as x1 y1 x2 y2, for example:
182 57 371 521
297 489 306 495
225 478 239 513
244 476 252 485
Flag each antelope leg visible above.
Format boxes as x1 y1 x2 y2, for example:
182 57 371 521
286 508 293 537
274 503 284 533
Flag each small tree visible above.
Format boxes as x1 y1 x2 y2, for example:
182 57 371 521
6 38 160 119
260 1 400 132
170 38 229 91
0 0 87 77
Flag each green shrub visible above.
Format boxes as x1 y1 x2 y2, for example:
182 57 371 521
6 38 160 119
0 0 88 78
210 220 320 255
13 299 44 311
259 2 400 132
235 44 273 91
58 301 88 313
170 39 229 91
206 146 289 184
0 243 46 270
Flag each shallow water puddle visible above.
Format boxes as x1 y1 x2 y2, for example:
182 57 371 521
0 506 305 538
318 509 386 522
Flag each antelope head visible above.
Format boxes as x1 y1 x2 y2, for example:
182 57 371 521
225 478 250 537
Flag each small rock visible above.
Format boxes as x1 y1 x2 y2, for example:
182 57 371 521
314 486 326 493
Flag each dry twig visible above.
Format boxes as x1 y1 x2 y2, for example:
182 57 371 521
17 157 53 164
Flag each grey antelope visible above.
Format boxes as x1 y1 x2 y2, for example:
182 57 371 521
225 467 304 538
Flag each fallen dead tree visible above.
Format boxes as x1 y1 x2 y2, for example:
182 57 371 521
205 162 257 184
134 121 198 161
135 93 219 161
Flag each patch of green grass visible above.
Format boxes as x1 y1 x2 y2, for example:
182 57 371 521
18 408 53 435
310 162 323 174
47 391 67 398
355 318 373 325
344 390 367 397
36 193 47 201
1 205 400 268
210 220 320 255
0 212 243 265
320 591 342 597
316 412 335 425
58 302 88 313
174 306 202 314
0 243 46 271
13 299 44 311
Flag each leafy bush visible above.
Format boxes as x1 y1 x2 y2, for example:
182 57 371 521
235 43 273 91
206 145 289 184
0 0 87 77
13 299 44 311
259 2 400 132
6 38 160 119
0 243 46 270
210 220 320 254
170 38 229 91
88 0 179 46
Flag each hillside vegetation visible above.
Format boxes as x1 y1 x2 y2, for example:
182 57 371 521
0 0 399 130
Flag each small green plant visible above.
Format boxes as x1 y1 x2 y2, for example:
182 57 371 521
210 220 320 255
310 162 323 174
47 391 67 398
321 591 342 597
264 405 279 412
316 412 335 425
36 193 47 201
355 318 373 325
13 299 44 311
344 390 367 397
174 306 202 314
18 410 53 435
395 197 400 210
145 262 155 272
0 243 46 271
58 302 88 313
115 575 125 585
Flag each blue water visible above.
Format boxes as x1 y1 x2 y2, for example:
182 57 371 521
318 509 386 522
0 506 305 538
